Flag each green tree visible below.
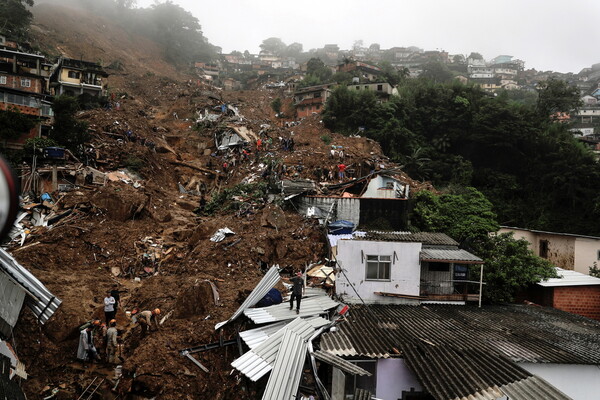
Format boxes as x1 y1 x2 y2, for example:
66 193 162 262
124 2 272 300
260 37 286 56
0 108 36 141
285 42 303 58
50 96 89 152
470 233 557 303
271 97 282 115
306 57 332 82
420 62 453 83
378 61 407 86
536 78 581 120
0 0 34 40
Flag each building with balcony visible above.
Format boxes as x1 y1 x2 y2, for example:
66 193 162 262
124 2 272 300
293 83 334 118
49 57 108 97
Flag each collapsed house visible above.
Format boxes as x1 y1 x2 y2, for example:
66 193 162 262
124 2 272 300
0 248 61 399
214 125 258 150
294 170 411 230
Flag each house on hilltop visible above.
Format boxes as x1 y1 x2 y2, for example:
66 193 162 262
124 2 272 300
293 83 334 118
49 57 108 97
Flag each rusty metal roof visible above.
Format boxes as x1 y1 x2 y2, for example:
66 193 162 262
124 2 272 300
320 304 600 364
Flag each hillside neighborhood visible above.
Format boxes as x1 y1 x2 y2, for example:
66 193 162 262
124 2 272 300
1 1 600 400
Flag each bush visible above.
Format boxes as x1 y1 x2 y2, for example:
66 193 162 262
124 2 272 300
125 155 145 172
320 134 332 145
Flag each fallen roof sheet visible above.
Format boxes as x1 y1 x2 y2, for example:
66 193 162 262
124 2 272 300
243 296 339 324
215 266 280 330
239 316 329 350
320 304 600 363
538 267 600 287
420 248 483 264
0 248 61 325
311 350 372 376
401 344 570 400
232 318 316 381
261 327 308 400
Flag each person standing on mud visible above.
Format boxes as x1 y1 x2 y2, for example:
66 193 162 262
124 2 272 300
104 291 116 324
289 272 304 314
106 319 118 364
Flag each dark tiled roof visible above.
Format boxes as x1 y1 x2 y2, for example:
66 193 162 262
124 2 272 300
361 231 459 246
321 304 600 364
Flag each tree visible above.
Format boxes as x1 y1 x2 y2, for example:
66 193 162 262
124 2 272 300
271 97 282 116
470 233 557 303
115 0 136 8
536 78 581 120
306 57 332 82
368 43 380 51
0 0 34 41
260 37 286 56
378 61 407 86
420 62 453 83
50 96 89 152
0 108 36 141
285 42 303 57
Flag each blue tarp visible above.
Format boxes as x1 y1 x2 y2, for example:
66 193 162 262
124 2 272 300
255 288 283 308
328 220 355 235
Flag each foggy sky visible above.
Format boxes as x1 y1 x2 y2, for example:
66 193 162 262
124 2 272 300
137 0 600 73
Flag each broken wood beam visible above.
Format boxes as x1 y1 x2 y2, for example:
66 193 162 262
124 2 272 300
169 161 220 176
184 353 209 373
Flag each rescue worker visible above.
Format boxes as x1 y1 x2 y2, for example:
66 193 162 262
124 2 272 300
137 308 161 336
104 290 116 324
289 272 304 314
77 325 99 364
106 319 119 364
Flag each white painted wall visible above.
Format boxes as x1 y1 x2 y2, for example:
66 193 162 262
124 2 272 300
362 176 405 199
336 239 422 303
519 363 600 400
376 359 423 400
574 237 600 274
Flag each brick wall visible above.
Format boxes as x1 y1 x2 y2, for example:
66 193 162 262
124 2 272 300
553 286 600 321
1 75 43 93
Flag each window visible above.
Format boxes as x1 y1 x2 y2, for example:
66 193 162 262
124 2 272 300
68 70 80 79
20 79 31 88
366 255 391 280
377 84 383 91
355 86 360 90
539 240 549 259
0 76 6 85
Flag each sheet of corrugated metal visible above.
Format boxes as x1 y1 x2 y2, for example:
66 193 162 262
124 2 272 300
420 248 483 263
311 350 372 376
232 318 316 381
0 275 26 337
215 266 281 330
321 331 357 357
0 248 61 325
261 328 307 400
239 317 329 350
354 388 373 400
499 376 572 400
243 296 338 324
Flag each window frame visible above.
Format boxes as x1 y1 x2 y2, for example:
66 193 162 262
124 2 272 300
365 254 392 281
20 78 31 88
0 75 6 85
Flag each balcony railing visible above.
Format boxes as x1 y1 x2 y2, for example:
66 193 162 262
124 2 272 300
420 280 482 302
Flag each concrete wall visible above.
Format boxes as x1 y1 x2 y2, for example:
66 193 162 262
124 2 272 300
553 286 600 321
362 176 404 199
519 363 600 400
336 239 421 303
376 359 422 400
574 237 600 274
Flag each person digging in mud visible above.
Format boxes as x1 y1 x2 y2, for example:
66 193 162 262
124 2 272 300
77 325 99 365
136 308 161 336
288 272 304 314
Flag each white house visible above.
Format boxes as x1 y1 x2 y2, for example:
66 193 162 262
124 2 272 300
334 231 483 305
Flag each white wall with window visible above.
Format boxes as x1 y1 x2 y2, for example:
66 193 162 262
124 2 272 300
336 239 421 304
362 175 408 199
0 75 6 85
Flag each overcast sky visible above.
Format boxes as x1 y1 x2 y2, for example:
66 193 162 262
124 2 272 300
137 0 599 73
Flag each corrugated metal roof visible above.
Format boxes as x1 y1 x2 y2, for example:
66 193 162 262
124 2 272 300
239 317 329 350
499 376 571 400
361 231 459 246
0 248 61 325
311 350 372 376
215 266 281 330
538 267 600 287
420 248 483 264
232 318 316 381
354 388 373 400
0 276 26 338
261 327 308 400
243 296 339 324
320 304 600 364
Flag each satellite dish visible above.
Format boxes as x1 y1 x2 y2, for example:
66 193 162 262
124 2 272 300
0 156 19 241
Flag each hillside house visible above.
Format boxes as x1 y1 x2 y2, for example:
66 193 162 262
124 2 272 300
49 57 108 97
320 304 600 400
346 82 395 100
297 171 411 230
499 226 600 274
0 47 54 148
334 231 483 305
293 84 334 118
337 61 383 82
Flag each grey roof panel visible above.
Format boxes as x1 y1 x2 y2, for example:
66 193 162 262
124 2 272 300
243 296 338 324
361 231 459 246
0 248 61 325
311 350 372 376
499 376 571 400
239 317 330 350
420 248 483 264
215 265 281 330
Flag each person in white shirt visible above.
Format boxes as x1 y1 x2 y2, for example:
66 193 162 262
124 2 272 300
104 290 116 324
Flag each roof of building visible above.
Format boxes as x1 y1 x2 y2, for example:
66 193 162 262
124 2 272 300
538 267 600 287
311 350 371 376
358 231 459 246
420 248 483 264
500 226 600 241
320 304 600 363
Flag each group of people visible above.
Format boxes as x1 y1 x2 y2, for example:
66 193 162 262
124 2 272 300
77 285 161 366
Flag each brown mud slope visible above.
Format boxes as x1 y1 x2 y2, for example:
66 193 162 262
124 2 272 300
9 5 432 399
